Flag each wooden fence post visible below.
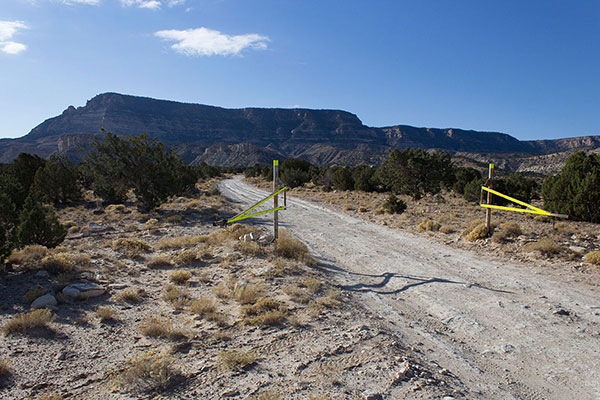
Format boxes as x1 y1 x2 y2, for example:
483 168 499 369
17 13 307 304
485 163 494 235
273 160 279 239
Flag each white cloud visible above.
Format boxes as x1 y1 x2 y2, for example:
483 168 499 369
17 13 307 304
1 42 27 54
60 0 101 5
167 0 186 6
155 27 269 56
0 21 28 55
121 0 161 9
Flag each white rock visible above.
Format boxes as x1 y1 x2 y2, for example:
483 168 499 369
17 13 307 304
62 286 80 298
243 233 256 242
31 294 57 309
64 282 106 299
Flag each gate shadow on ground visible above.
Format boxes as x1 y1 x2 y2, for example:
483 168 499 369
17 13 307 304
312 259 513 296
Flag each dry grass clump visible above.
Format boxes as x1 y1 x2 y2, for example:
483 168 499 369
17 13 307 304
492 222 523 243
0 359 10 379
234 283 264 305
115 287 146 304
357 206 368 213
174 249 202 265
124 223 137 232
464 223 489 242
106 204 127 213
155 235 205 250
218 350 257 371
302 276 321 294
165 215 183 223
417 218 441 233
583 251 600 265
317 288 342 309
439 225 455 234
235 241 263 256
39 252 75 274
241 297 287 326
96 306 117 322
213 282 232 299
116 349 181 393
206 223 260 245
2 309 55 335
276 230 315 266
163 284 190 308
189 297 216 317
342 203 354 211
24 285 49 303
112 238 151 258
554 221 573 233
144 218 159 229
524 237 563 257
139 316 187 340
8 245 49 270
147 255 174 268
284 285 311 304
169 269 192 285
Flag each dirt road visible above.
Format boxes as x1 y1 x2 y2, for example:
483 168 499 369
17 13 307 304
220 177 600 400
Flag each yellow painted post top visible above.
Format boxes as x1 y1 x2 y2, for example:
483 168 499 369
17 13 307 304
489 163 494 169
273 160 279 166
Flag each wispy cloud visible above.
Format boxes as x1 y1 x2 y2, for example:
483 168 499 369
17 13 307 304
60 0 101 5
167 0 186 6
121 0 161 9
155 27 269 56
0 21 28 55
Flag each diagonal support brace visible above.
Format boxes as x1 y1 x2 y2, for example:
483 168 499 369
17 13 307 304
214 186 289 226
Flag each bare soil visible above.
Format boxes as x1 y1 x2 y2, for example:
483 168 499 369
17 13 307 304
224 176 600 400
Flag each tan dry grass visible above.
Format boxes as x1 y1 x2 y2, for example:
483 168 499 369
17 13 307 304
147 255 174 268
234 283 264 305
2 309 55 335
163 284 190 308
524 237 563 257
116 349 180 393
112 238 152 258
0 359 9 379
583 251 600 265
96 306 117 322
39 253 75 274
276 230 315 266
213 282 232 299
155 235 206 250
417 218 441 233
169 269 192 285
115 288 146 304
218 350 257 371
139 316 187 341
241 297 287 327
235 241 263 256
23 285 49 303
8 245 48 267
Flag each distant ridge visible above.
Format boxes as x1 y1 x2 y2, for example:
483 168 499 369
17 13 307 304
1 92 599 167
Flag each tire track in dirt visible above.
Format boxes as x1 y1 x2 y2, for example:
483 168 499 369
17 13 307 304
220 177 600 400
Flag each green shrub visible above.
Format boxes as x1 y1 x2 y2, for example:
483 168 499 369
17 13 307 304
32 155 81 204
16 196 66 248
542 152 600 222
332 167 354 191
382 193 406 214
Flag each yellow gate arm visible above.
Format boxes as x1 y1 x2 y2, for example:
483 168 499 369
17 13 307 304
214 186 289 226
480 186 568 219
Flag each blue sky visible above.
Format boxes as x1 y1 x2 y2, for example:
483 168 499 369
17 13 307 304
1 0 598 140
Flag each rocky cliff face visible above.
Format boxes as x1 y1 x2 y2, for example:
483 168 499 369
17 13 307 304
1 92 598 168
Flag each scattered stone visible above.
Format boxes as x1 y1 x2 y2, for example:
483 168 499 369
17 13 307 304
108 283 128 290
221 389 239 397
553 309 570 316
258 234 274 243
31 293 57 309
501 344 514 354
35 270 49 278
243 233 256 242
62 286 80 298
64 282 106 299
363 392 383 400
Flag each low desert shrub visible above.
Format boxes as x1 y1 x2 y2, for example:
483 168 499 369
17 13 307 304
235 241 262 256
163 284 190 308
96 306 117 322
8 245 48 268
218 350 257 371
189 297 216 317
276 230 315 266
115 287 146 304
439 225 455 234
301 276 321 294
116 349 181 393
524 237 563 257
169 269 192 285
316 288 342 309
241 297 287 326
417 218 441 233
213 282 232 299
174 249 202 265
382 193 407 214
2 309 55 335
23 285 49 303
139 316 186 340
284 285 311 304
234 283 264 305
464 223 489 242
583 251 600 265
40 252 75 274
0 359 10 379
165 215 183 223
112 238 151 258
147 255 174 268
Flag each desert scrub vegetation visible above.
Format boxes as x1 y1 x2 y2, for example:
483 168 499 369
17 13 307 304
169 269 192 285
115 349 182 393
218 350 257 371
139 316 187 341
235 240 263 256
112 238 152 258
492 222 522 243
115 287 146 304
174 249 203 265
242 297 287 327
234 283 265 305
301 276 321 294
212 281 233 299
583 251 600 265
155 235 206 250
417 218 441 233
23 285 49 303
39 252 75 274
439 225 455 234
206 223 260 245
96 306 117 322
463 221 489 242
317 288 342 309
524 237 563 257
163 284 190 308
276 229 315 265
190 297 227 325
147 254 174 268
2 309 55 335
0 359 10 379
8 245 48 269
